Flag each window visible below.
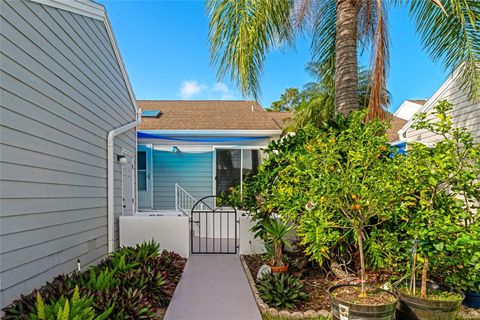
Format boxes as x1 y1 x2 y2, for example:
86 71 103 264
216 148 261 194
137 151 147 191
141 110 161 118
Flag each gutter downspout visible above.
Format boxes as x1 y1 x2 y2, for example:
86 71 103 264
108 110 141 253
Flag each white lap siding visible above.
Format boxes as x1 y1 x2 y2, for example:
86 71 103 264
405 74 480 144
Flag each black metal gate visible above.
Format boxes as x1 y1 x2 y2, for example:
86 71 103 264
190 195 238 254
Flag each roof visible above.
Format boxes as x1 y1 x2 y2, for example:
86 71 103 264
405 99 427 105
386 115 408 142
137 100 291 131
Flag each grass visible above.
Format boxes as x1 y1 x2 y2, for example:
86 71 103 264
398 287 463 301
262 312 331 320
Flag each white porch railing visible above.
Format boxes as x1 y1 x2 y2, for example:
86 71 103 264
175 183 207 216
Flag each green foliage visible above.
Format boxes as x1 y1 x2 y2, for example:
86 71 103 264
443 226 480 292
398 100 480 294
262 313 331 320
92 287 155 320
85 268 118 291
3 241 186 319
270 88 304 112
258 273 307 309
263 219 293 267
30 286 112 320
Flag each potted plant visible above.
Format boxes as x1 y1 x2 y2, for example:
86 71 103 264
278 111 400 319
263 218 292 273
396 101 479 319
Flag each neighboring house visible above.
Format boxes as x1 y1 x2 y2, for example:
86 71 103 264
399 70 480 144
0 0 139 309
393 99 426 121
386 115 408 145
136 100 290 211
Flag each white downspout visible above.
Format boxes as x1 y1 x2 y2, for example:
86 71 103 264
107 110 141 253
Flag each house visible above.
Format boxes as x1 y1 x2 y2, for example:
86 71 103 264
399 70 480 144
393 99 426 121
135 100 290 211
386 115 408 145
0 0 139 309
119 100 289 258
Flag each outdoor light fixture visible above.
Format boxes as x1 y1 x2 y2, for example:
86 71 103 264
117 154 128 165
171 146 180 153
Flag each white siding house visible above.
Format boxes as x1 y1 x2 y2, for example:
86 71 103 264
399 70 480 144
0 0 139 309
393 99 426 121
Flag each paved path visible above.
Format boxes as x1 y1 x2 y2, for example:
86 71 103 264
164 255 262 320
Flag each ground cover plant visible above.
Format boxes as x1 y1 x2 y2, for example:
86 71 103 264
2 241 186 319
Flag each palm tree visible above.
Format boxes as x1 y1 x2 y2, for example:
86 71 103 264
207 0 479 120
292 64 386 129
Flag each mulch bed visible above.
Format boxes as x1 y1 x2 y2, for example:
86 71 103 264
244 254 480 319
244 254 398 312
244 254 332 311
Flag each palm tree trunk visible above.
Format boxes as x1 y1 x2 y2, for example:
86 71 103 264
335 0 359 115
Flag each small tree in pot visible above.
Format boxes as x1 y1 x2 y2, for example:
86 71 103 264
263 218 293 272
278 111 401 318
397 101 480 319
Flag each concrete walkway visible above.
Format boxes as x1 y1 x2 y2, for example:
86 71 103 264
164 255 262 320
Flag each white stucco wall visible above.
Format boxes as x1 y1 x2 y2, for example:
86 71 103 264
119 216 190 257
239 215 266 255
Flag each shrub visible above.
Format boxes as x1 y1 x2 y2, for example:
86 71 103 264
398 101 480 298
3 275 76 319
92 287 154 320
30 286 112 320
157 250 187 283
3 241 186 318
258 273 308 309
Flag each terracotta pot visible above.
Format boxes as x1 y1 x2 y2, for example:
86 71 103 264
270 264 289 273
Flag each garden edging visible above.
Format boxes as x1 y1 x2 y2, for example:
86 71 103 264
240 255 332 319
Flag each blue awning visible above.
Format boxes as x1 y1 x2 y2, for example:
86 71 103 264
137 131 269 142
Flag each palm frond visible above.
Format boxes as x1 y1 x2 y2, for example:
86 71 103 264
207 0 295 99
367 0 390 120
291 94 335 129
408 0 480 100
292 0 315 31
310 0 337 82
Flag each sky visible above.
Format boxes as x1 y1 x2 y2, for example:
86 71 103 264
101 0 449 113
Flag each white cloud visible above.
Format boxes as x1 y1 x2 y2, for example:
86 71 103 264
179 80 207 99
178 80 238 100
211 82 235 99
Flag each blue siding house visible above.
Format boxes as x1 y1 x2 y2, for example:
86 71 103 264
136 100 290 212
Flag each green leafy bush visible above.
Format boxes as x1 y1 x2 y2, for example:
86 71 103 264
157 250 187 283
30 286 112 320
2 275 77 320
258 273 307 309
397 101 480 297
3 241 186 318
92 287 155 320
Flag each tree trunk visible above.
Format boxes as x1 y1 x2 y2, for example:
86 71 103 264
335 0 359 115
421 255 429 298
358 229 366 297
